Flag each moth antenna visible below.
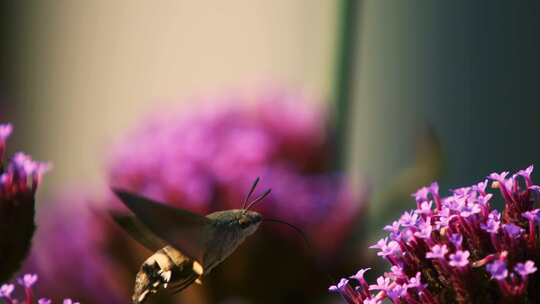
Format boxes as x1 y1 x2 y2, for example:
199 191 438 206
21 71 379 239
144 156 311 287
245 188 271 211
242 177 261 210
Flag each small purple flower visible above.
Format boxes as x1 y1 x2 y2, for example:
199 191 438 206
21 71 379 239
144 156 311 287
414 218 433 239
387 283 408 300
389 265 405 279
515 261 537 278
349 268 370 282
407 272 426 289
399 211 419 227
384 221 401 234
369 238 389 250
329 278 361 304
452 186 471 196
448 250 470 268
445 196 465 212
435 209 456 229
503 177 515 193
0 284 14 298
63 299 81 304
400 229 415 243
477 193 493 206
426 244 448 259
518 165 534 179
481 217 501 234
329 278 350 292
379 241 401 257
474 179 489 193
416 200 433 215
369 276 391 291
489 171 509 183
486 260 508 280
38 299 52 304
17 273 38 288
460 202 481 217
0 124 12 140
488 209 501 220
522 209 540 222
449 233 463 248
429 182 439 196
503 223 524 239
413 187 429 202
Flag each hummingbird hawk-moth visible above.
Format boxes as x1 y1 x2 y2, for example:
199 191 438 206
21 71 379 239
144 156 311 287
111 178 270 303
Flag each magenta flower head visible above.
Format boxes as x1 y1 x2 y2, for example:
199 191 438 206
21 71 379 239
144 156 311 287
22 192 126 303
0 273 77 304
107 90 365 255
106 89 366 302
486 260 508 280
17 273 38 288
331 166 540 303
0 124 50 283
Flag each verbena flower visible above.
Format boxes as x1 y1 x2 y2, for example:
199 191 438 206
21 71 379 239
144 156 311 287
108 90 364 254
106 90 366 303
0 273 77 304
331 165 540 303
22 192 126 303
0 124 49 282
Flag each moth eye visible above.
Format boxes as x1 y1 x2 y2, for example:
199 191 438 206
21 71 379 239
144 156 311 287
238 218 250 229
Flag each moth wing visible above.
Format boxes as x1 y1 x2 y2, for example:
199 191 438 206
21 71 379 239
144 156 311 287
113 189 213 265
110 213 168 252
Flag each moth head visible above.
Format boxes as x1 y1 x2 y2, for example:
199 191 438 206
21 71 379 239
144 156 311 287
230 177 269 235
237 210 262 233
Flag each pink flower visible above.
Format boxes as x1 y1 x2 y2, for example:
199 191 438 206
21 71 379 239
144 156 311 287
0 273 77 304
332 165 540 303
0 124 49 282
108 90 365 255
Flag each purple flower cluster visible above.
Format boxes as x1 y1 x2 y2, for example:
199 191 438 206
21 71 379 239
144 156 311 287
0 123 49 199
108 90 363 254
22 192 126 303
108 91 326 212
0 273 78 304
331 166 540 303
0 123 50 282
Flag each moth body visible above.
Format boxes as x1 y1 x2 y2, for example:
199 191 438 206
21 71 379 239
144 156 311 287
112 182 267 304
133 245 196 303
203 209 262 271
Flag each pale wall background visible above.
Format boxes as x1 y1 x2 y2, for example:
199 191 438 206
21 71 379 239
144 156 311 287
16 1 540 206
13 1 338 194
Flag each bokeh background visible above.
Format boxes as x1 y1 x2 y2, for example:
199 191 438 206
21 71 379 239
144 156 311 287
1 1 540 303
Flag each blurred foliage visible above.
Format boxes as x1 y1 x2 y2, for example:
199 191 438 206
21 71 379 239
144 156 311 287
369 124 445 238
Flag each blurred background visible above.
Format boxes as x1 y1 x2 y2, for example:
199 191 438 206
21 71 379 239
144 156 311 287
0 1 540 303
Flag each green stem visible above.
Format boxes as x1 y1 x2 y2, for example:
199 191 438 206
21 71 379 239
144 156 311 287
332 0 360 170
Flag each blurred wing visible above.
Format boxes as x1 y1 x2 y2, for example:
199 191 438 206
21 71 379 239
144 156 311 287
111 213 168 252
113 188 213 264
